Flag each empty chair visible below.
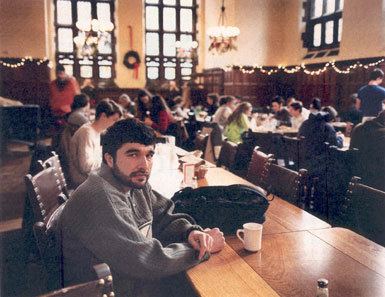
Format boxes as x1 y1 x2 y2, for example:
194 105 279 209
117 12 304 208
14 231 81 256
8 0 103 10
33 203 66 290
326 146 359 224
262 162 308 208
37 263 114 297
217 140 238 170
24 166 68 290
246 147 273 187
24 167 66 224
342 176 385 246
38 151 70 198
194 130 215 163
252 132 282 156
230 130 257 177
281 136 300 171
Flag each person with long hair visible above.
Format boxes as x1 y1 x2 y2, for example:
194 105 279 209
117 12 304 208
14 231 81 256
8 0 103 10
224 102 252 143
144 95 174 134
136 89 153 121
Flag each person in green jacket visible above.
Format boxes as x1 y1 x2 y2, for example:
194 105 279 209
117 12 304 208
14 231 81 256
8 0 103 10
224 102 252 143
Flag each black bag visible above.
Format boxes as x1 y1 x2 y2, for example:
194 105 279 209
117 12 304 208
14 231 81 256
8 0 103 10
171 184 270 235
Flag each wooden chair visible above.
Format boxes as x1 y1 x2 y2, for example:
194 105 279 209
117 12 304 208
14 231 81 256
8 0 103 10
216 140 238 170
195 130 215 164
37 263 114 297
326 146 359 224
246 147 273 187
33 204 66 290
249 131 282 156
24 167 68 290
263 162 308 208
24 167 66 225
342 177 385 246
281 136 300 171
38 151 70 198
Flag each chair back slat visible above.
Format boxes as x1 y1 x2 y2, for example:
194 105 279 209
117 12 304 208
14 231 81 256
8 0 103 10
217 140 237 170
24 167 64 224
263 162 308 208
38 151 70 198
246 148 273 187
343 177 385 246
281 136 300 171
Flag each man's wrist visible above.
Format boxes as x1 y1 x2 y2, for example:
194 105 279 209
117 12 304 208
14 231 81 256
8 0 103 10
185 225 203 241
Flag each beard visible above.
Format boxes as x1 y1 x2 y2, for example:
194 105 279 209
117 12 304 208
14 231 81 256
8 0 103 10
111 161 150 190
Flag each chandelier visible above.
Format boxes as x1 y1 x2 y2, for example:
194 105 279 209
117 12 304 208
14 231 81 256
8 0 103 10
73 19 114 58
207 0 240 54
175 40 198 60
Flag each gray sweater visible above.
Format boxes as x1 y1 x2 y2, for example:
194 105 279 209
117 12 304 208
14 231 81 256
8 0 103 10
59 164 202 297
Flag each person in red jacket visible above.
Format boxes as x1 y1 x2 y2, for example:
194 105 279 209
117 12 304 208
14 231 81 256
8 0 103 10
49 65 80 117
144 95 174 134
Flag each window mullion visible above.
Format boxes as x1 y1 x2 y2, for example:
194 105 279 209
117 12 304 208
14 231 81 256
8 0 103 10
176 0 181 84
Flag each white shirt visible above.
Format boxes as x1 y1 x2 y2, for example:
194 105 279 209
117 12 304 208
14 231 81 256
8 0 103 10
69 123 102 186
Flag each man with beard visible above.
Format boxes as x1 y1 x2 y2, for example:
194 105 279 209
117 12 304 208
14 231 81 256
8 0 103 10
59 119 225 297
49 65 80 117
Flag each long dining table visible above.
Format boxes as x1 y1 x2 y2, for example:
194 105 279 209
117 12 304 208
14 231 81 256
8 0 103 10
149 153 385 297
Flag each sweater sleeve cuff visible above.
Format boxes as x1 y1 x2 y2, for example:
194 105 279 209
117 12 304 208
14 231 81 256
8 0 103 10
184 224 204 241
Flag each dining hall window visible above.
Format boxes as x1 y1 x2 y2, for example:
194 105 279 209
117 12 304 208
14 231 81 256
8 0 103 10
303 0 344 51
145 0 198 83
54 0 116 85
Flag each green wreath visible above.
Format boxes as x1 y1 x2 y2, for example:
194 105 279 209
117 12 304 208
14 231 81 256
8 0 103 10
123 50 141 69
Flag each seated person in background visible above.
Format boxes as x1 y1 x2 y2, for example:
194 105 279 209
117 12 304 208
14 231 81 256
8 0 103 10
288 101 307 129
60 119 225 297
67 93 91 127
144 95 174 134
342 93 363 126
309 97 322 113
117 93 136 118
287 96 310 119
350 110 385 191
286 96 296 107
50 64 80 117
224 102 252 143
136 89 153 121
169 96 189 119
299 106 343 171
69 99 122 187
205 93 219 116
162 80 181 106
271 96 291 127
80 78 96 106
213 95 236 131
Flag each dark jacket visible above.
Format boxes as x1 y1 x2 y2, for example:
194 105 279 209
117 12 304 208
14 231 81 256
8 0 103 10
274 108 291 127
350 117 385 191
299 112 343 175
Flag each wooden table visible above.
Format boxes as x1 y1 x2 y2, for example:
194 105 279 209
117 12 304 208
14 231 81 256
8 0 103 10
150 163 385 297
150 150 385 294
224 230 385 297
150 167 330 235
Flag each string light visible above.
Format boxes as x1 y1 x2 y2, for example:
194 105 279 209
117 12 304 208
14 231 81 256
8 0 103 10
0 56 51 68
224 58 385 76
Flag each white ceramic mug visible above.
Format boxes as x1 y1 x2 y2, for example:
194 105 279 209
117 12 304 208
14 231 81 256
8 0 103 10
236 222 263 252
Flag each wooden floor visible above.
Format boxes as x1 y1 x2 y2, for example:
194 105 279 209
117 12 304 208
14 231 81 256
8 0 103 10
0 143 31 222
0 142 48 297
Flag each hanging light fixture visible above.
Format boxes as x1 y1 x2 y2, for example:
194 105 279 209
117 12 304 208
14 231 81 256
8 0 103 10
207 0 240 54
73 18 114 58
175 40 199 61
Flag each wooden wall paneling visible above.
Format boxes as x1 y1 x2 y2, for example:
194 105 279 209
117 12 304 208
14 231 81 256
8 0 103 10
0 59 50 108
